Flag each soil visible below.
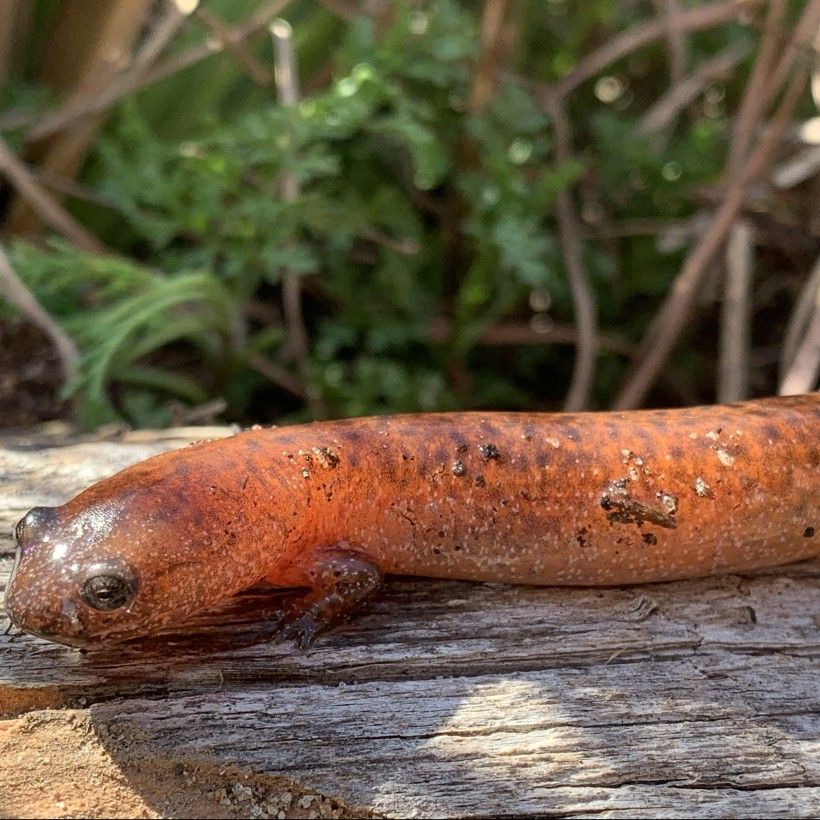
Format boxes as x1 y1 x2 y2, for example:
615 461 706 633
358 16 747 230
0 709 370 820
0 318 67 429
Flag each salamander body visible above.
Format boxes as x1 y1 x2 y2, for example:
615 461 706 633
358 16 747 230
5 394 818 647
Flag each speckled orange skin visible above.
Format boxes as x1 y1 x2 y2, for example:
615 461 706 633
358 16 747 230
6 395 819 646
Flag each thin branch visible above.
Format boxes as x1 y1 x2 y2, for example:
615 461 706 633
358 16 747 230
717 221 753 402
270 18 325 419
0 134 106 253
549 0 762 99
781 254 820 381
639 42 750 136
316 0 359 20
4 0 291 142
193 6 272 87
542 93 598 411
614 64 810 409
654 0 689 87
133 0 199 68
468 0 511 115
727 1 787 179
247 353 307 399
426 318 632 356
758 0 820 112
0 246 79 383
779 302 820 395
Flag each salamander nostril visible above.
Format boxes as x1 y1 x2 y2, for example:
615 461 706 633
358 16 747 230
14 506 58 546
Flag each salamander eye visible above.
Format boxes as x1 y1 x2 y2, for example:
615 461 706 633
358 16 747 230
81 573 135 611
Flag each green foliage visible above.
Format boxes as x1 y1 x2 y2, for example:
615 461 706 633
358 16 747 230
3 0 767 425
9 242 237 426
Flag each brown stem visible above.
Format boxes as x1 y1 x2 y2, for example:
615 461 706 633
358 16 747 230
7 0 291 142
653 0 689 88
781 255 820 382
549 0 762 99
0 245 79 383
0 134 106 253
726 1 787 179
542 93 598 411
270 18 325 419
426 318 632 356
467 0 512 115
778 304 820 395
639 42 750 136
193 6 272 87
717 221 753 402
614 65 809 409
132 0 197 68
247 353 306 399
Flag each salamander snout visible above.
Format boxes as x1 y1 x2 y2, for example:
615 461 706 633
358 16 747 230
6 505 141 645
14 506 58 550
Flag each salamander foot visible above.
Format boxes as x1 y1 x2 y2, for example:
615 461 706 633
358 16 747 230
268 548 383 650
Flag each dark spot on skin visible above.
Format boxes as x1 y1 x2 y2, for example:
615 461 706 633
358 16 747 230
455 442 468 454
500 498 509 507
670 447 684 460
642 532 658 545
312 447 340 469
438 529 446 537
475 474 486 488
563 426 581 442
479 421 501 439
479 443 500 461
433 547 441 555
576 527 589 548
454 544 462 551
452 460 466 477
600 479 677 529
520 491 531 502
805 526 815 538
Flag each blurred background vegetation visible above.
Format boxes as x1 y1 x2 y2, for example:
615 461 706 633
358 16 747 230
0 0 818 430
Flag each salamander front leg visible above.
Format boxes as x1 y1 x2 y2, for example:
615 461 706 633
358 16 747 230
270 548 383 650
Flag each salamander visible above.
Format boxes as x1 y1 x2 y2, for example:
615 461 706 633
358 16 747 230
4 394 818 648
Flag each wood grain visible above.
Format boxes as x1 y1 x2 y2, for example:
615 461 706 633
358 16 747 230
1 428 818 818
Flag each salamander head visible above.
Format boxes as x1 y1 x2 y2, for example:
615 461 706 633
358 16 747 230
5 453 280 647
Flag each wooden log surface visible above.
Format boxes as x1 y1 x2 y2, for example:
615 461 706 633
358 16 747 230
0 424 818 819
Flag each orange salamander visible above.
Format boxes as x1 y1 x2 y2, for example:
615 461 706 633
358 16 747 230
5 394 818 648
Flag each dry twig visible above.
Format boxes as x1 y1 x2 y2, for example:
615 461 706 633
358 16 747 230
717 221 753 402
550 0 762 99
468 0 511 115
614 65 810 409
246 353 307 399
426 318 632 356
2 0 291 142
781 254 820 385
726 1 787 179
779 302 820 395
639 42 750 136
194 6 272 87
0 134 106 253
542 93 598 411
0 246 79 383
133 0 199 68
270 18 325 418
654 0 689 88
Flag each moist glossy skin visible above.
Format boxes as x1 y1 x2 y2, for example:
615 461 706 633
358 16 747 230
5 395 819 647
